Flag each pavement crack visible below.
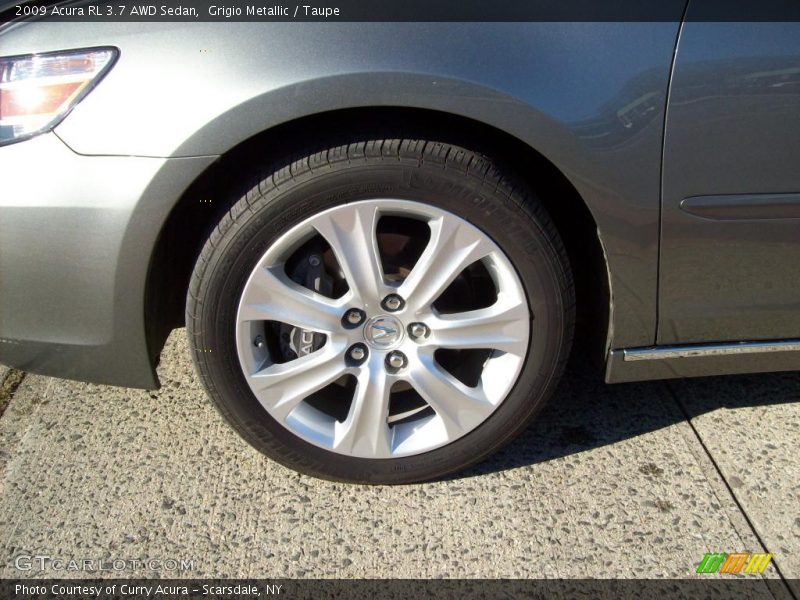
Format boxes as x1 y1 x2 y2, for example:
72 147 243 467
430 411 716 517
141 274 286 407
0 369 26 418
664 381 797 600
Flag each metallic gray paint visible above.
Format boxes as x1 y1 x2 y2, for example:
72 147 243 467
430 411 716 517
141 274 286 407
0 133 215 387
2 8 799 388
659 17 800 346
0 18 684 387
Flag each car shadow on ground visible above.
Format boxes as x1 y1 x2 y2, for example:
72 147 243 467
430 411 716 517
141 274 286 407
454 350 800 480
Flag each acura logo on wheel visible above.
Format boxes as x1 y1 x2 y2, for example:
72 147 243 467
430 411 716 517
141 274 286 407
371 324 397 339
364 315 404 348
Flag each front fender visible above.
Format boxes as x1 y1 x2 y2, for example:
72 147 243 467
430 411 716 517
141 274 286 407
2 19 683 358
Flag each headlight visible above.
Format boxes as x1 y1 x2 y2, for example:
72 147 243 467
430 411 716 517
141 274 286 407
0 47 117 146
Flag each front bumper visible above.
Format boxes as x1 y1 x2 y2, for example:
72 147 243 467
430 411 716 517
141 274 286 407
0 134 216 388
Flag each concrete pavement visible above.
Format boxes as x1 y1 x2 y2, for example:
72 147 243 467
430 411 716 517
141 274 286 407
0 331 797 588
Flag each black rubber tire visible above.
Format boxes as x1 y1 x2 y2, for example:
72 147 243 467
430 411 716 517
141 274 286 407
186 138 574 484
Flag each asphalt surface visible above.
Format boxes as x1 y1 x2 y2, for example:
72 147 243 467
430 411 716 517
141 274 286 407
0 331 798 590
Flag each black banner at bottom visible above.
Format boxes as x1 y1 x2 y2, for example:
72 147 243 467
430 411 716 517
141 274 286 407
1 579 797 600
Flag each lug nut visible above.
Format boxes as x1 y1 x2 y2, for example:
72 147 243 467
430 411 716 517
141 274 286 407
386 351 407 370
382 294 404 312
347 344 368 365
346 309 364 325
254 336 265 348
409 323 428 340
308 254 321 267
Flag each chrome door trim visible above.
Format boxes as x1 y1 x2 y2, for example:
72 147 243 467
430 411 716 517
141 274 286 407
623 339 800 361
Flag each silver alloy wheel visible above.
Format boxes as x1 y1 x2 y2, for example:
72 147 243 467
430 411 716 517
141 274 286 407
235 199 530 459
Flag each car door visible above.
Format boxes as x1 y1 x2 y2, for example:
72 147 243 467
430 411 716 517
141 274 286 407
658 0 800 345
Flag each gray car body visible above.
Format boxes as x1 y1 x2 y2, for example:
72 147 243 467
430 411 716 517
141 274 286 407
2 1 799 388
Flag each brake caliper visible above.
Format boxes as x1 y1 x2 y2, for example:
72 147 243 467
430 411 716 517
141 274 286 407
279 252 332 360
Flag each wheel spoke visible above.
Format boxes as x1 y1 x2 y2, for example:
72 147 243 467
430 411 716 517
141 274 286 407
429 297 529 355
238 265 345 333
398 216 494 312
407 349 494 440
249 346 346 421
312 204 387 308
334 356 393 457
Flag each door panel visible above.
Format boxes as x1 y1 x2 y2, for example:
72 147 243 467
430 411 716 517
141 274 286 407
659 9 800 344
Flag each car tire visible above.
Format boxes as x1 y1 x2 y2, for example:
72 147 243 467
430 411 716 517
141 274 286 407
187 138 574 484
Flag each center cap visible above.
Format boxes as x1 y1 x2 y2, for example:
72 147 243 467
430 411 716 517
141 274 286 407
364 314 404 349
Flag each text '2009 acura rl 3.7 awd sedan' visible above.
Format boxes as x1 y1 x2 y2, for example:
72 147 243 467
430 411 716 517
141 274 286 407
2 1 799 483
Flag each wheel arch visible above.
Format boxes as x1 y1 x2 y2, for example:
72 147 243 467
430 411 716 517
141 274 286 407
145 107 610 377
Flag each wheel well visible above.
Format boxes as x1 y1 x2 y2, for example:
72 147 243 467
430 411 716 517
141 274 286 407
145 108 609 371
